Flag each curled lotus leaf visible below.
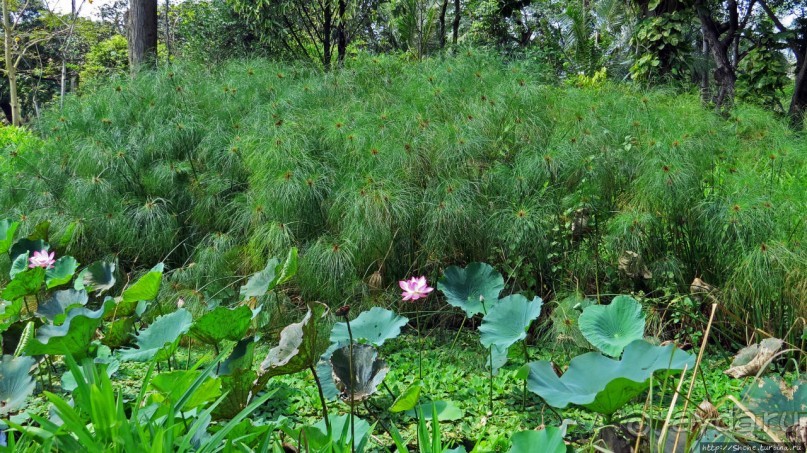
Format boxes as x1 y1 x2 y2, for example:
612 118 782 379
725 338 783 379
480 294 543 349
74 260 116 294
437 262 504 317
509 428 567 453
258 302 329 380
330 344 389 403
35 289 88 324
527 340 694 415
26 300 114 359
118 309 193 362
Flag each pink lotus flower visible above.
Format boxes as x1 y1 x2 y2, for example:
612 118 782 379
28 250 56 269
399 276 433 301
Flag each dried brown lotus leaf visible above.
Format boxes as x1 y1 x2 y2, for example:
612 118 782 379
724 338 783 378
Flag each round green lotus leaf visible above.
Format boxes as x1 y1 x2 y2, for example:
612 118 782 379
35 289 88 324
330 344 389 403
190 305 253 344
578 295 645 357
26 300 113 359
0 355 36 416
45 257 79 289
437 262 504 317
118 308 193 362
480 294 543 349
509 428 567 453
330 307 408 346
2 267 45 301
150 370 222 411
239 258 279 299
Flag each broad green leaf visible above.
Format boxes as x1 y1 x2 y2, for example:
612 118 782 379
480 294 543 349
100 317 136 348
190 305 253 345
74 261 116 294
509 428 566 453
257 302 329 381
743 376 807 435
8 239 47 262
330 307 408 346
2 267 45 301
26 301 113 359
45 257 79 289
9 252 28 279
0 299 23 331
219 337 255 375
406 400 463 421
390 380 423 412
35 289 88 324
526 340 694 415
121 263 164 303
0 355 36 416
0 220 19 255
274 247 298 287
118 309 193 362
578 295 645 357
27 221 50 242
151 370 222 410
437 262 504 317
239 258 279 299
330 344 389 402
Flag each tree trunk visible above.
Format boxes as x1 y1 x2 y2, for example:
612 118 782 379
2 0 20 126
452 0 460 45
695 1 736 113
128 0 158 70
700 33 710 103
438 0 448 48
336 0 346 65
789 47 807 130
323 0 333 70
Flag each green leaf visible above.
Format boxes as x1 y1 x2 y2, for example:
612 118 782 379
190 305 253 345
509 428 566 453
35 289 88 324
121 263 164 303
151 370 222 411
9 238 47 262
100 316 136 348
0 355 36 416
0 219 19 255
437 262 504 317
0 299 23 332
118 309 193 362
308 414 372 453
390 380 423 412
578 295 645 357
526 340 694 415
480 294 543 349
74 260 116 294
742 376 807 436
330 307 408 346
2 267 45 300
27 221 50 242
26 301 113 359
257 302 329 381
239 258 279 299
330 344 389 402
274 247 298 287
9 252 29 279
406 400 463 421
45 257 79 289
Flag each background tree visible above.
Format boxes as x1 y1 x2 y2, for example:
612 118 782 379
128 0 157 68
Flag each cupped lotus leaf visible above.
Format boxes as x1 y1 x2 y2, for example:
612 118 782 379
239 258 279 299
0 220 19 255
26 300 113 359
150 370 222 410
27 221 50 242
74 260 116 294
0 355 36 416
220 337 256 376
578 295 645 357
526 340 694 415
509 428 567 453
330 307 408 346
437 262 504 317
8 239 47 262
258 302 329 379
35 289 88 324
118 309 193 362
121 263 164 303
9 253 29 279
45 257 79 289
0 299 23 332
480 294 543 349
2 268 45 301
405 400 463 421
330 344 389 402
191 305 253 344
390 380 423 412
315 360 340 400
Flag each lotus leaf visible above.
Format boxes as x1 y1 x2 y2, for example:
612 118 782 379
405 400 463 421
437 262 504 317
35 289 88 324
480 294 543 349
239 258 279 299
315 360 340 400
121 263 164 303
330 307 408 346
45 257 79 289
74 260 116 294
486 344 510 376
8 239 46 262
527 339 694 415
578 295 645 357
118 309 193 362
725 338 783 378
258 302 329 381
26 300 113 359
0 355 36 416
330 344 389 402
0 299 22 332
2 267 45 301
101 316 137 348
9 253 29 279
742 376 807 437
190 305 253 344
0 220 19 255
213 338 258 419
509 428 567 453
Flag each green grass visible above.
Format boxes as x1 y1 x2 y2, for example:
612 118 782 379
1 49 805 338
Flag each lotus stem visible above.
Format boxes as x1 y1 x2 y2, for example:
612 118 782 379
310 365 331 435
449 316 466 350
481 298 493 416
521 341 529 411
345 315 356 453
416 303 423 380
